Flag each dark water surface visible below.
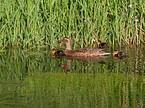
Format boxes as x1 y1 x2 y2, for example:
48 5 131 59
0 46 144 108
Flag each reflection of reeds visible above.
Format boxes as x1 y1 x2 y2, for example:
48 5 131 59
1 0 144 49
0 48 144 107
21 73 144 108
124 45 145 74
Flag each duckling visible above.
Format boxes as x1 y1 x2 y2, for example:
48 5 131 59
58 38 111 57
98 41 109 48
113 51 127 58
51 49 65 56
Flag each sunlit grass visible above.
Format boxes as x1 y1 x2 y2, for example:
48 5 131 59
0 0 145 49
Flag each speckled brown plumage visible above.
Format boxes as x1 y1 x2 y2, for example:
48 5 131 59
58 38 111 57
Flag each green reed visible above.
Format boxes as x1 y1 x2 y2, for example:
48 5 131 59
0 0 145 49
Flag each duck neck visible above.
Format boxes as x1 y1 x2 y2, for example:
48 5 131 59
66 43 72 51
65 42 72 53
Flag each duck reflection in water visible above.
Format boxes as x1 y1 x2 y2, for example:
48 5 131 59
57 56 106 72
58 58 72 72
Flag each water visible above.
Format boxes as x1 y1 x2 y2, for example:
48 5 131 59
0 46 144 108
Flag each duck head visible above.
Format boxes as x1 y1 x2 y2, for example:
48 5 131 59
58 38 72 51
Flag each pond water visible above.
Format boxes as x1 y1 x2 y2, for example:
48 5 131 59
0 45 144 108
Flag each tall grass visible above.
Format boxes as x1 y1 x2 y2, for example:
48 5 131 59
0 0 145 49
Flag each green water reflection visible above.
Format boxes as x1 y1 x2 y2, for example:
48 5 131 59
0 46 144 108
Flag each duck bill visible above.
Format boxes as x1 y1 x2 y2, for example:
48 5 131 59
57 41 62 44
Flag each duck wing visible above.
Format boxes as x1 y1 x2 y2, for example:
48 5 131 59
74 48 104 53
69 48 106 56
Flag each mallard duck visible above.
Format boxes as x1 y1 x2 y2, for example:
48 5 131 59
58 38 111 57
51 49 65 56
98 41 109 48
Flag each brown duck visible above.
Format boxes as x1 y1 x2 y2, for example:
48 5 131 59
58 38 111 57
